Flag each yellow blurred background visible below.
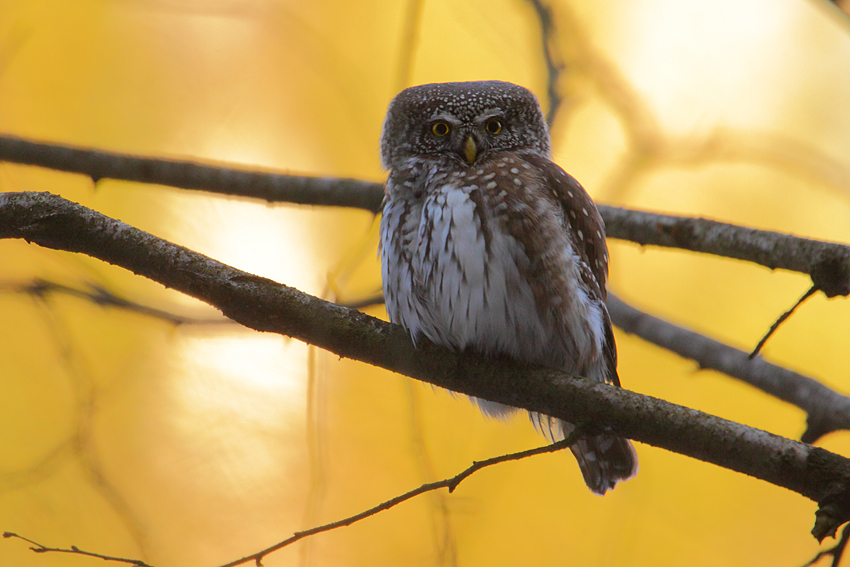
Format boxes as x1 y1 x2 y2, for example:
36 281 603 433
1 0 850 566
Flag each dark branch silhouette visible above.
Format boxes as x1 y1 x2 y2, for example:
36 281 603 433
749 285 818 359
3 532 153 567
0 134 384 212
3 134 849 287
344 290 850 445
3 437 577 567
2 135 850 441
217 436 578 567
0 277 232 326
601 206 850 299
2 439 576 567
1 191 849 543
527 0 566 127
608 294 850 443
801 523 850 567
0 3 846 566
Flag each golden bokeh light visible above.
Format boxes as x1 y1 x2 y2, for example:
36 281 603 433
1 1 850 566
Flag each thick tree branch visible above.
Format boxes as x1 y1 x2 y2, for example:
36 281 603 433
602 207 850 298
344 290 850 445
3 134 849 290
3 135 850 442
0 134 383 212
608 294 850 444
1 190 849 539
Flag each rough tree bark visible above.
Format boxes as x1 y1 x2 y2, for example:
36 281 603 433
0 189 848 541
3 134 850 442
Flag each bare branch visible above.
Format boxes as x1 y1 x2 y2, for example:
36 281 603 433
601 206 850 298
3 135 849 293
527 0 566 127
801 523 850 567
3 438 575 567
0 134 383 212
608 294 850 444
2 532 152 567
749 285 818 359
4 136 850 440
1 190 849 539
0 277 232 326
217 436 577 567
343 291 850 444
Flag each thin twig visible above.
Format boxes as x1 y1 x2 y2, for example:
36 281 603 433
217 436 577 567
750 285 818 359
3 438 576 567
800 523 850 567
607 293 850 443
0 278 231 326
2 532 152 567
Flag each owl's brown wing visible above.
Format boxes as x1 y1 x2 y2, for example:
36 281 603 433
533 158 609 298
523 154 620 387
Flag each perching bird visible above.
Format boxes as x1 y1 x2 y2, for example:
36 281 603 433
379 80 637 494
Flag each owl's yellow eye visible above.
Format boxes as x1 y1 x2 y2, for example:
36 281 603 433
431 121 450 136
485 119 503 134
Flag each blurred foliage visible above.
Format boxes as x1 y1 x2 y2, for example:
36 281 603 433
1 1 850 566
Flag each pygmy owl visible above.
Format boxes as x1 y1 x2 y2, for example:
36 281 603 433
379 81 637 494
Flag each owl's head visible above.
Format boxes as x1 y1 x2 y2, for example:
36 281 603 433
380 81 550 170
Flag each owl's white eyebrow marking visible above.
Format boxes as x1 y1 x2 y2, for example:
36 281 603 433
428 112 461 124
476 109 503 122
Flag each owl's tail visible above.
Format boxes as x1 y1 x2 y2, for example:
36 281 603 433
531 414 638 494
569 433 638 495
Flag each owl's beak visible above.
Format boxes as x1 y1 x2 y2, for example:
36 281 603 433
463 136 477 164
